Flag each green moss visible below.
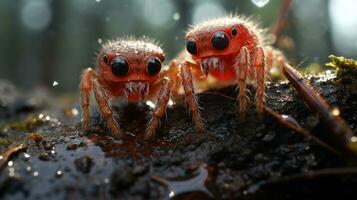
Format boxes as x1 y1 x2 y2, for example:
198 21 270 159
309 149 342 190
4 115 49 132
326 55 357 92
326 55 357 69
0 137 12 147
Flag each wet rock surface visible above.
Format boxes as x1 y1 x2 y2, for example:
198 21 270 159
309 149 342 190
0 69 357 200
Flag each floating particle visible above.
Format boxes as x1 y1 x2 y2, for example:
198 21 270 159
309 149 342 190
251 0 270 7
173 13 180 21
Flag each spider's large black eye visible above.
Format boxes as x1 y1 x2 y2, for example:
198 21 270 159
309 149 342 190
211 31 229 50
111 57 129 76
186 39 197 55
147 57 161 75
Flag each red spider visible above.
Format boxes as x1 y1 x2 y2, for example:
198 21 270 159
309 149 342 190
169 16 285 131
171 16 356 154
80 38 172 140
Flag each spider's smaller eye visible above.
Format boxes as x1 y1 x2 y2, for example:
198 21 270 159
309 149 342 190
186 38 198 55
147 57 161 76
231 27 238 36
103 55 109 65
111 56 129 76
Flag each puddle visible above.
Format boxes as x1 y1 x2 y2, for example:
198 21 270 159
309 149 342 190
152 163 217 200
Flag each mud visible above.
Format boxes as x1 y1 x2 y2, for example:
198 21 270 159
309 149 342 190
0 64 357 199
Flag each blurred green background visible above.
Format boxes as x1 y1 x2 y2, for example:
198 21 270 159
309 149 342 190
0 0 356 92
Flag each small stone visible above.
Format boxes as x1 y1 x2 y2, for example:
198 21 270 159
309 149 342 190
43 142 54 150
262 132 275 142
254 153 265 162
38 152 50 161
29 132 43 142
66 143 78 150
75 156 94 173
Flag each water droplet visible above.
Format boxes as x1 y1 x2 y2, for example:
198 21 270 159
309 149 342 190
33 171 39 176
56 170 62 177
8 161 13 167
38 113 44 119
97 38 102 44
146 101 156 109
173 13 180 21
351 136 357 143
23 153 31 161
9 168 15 177
52 81 58 87
104 178 109 184
331 107 340 116
26 166 32 171
72 108 79 116
251 0 270 7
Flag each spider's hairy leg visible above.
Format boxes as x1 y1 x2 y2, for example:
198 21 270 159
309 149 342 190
235 47 250 120
181 61 205 132
80 68 96 132
92 79 122 139
167 59 181 102
146 78 171 141
254 47 266 117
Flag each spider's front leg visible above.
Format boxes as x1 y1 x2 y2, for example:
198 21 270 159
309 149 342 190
146 78 171 141
254 47 266 117
235 47 265 119
235 47 250 119
92 78 122 139
168 60 181 101
81 68 95 132
180 61 205 132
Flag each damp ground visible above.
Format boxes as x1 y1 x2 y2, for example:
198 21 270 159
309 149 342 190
1 65 357 199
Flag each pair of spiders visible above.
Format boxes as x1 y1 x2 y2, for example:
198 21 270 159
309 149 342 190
80 15 356 154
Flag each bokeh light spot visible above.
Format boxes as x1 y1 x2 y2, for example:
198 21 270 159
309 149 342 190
21 0 52 32
192 2 226 25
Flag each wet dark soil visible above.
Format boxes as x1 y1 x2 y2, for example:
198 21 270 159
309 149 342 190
0 69 357 200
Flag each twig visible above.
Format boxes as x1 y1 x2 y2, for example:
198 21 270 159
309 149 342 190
0 144 28 170
271 0 294 43
264 107 342 157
